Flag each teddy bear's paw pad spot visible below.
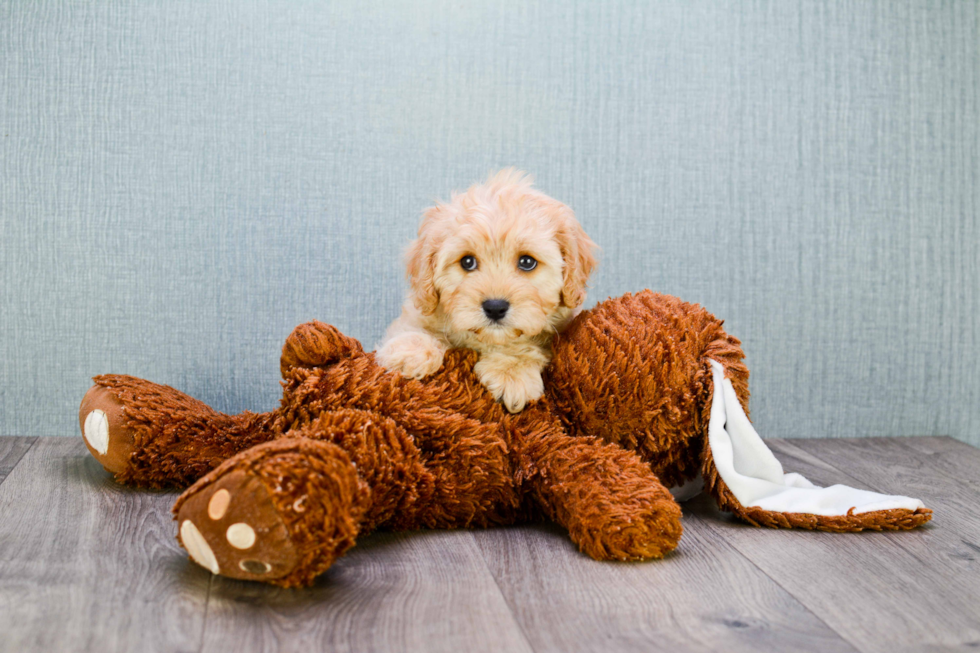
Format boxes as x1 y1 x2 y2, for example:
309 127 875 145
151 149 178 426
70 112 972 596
78 385 139 475
239 559 271 574
226 523 256 549
180 520 220 574
83 409 109 455
208 489 230 520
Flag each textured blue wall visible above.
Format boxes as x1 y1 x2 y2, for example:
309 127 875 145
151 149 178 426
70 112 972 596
1 1 978 444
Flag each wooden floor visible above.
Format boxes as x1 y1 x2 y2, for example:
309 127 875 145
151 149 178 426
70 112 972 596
0 436 978 653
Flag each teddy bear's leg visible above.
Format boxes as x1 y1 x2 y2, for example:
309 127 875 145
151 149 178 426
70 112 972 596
172 408 434 587
79 375 276 487
522 418 683 560
700 360 932 531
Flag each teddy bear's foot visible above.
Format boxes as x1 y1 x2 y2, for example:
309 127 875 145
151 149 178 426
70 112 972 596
79 384 139 476
175 469 301 581
78 375 277 487
173 437 372 587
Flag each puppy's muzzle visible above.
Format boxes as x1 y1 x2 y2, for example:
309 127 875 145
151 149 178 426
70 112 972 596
482 299 510 322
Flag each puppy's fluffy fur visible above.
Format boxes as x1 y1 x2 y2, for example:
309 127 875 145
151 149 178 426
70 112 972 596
377 169 597 413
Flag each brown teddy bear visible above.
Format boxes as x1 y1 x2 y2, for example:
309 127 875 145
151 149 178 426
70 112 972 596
78 291 931 587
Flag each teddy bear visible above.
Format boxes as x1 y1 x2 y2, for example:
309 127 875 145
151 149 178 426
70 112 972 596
78 291 931 587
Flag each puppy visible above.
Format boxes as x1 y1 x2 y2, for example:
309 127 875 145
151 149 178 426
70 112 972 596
377 169 597 413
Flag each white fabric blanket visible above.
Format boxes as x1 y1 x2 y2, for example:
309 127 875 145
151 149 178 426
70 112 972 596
703 360 924 516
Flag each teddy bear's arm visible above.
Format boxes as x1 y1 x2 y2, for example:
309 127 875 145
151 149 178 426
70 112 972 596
522 420 683 561
280 320 364 377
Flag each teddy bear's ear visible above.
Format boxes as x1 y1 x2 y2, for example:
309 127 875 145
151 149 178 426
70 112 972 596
553 202 598 309
405 203 446 316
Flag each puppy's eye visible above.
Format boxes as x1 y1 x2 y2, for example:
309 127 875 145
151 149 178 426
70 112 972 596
460 255 478 271
517 255 538 272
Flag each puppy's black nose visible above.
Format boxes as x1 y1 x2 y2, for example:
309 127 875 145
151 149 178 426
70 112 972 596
482 299 510 322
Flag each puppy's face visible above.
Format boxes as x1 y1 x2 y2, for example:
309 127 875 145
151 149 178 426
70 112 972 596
406 170 596 346
432 212 565 345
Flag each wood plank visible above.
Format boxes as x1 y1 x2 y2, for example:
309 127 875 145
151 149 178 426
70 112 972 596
788 437 980 584
882 436 980 489
0 436 36 484
0 438 210 653
682 437 980 653
199 530 534 653
473 512 858 653
898 435 980 460
3 436 975 652
765 438 870 486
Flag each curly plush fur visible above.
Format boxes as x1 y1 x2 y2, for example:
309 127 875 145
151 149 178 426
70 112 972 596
78 291 930 587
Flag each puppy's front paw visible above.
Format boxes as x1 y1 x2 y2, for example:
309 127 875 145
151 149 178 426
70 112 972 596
501 376 543 413
475 359 545 413
376 333 446 379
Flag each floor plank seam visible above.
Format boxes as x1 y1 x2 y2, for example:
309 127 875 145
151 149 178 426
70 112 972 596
472 534 539 653
685 511 867 653
195 564 215 653
0 437 38 489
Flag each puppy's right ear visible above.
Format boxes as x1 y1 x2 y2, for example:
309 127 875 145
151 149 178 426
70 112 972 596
405 204 443 316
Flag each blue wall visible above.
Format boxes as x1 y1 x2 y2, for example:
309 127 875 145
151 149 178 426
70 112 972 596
1 1 978 444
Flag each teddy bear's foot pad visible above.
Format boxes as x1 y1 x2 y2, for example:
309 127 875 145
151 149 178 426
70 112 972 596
175 470 300 581
79 385 138 475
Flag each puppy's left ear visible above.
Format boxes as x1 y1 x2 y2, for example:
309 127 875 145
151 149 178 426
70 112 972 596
554 203 598 309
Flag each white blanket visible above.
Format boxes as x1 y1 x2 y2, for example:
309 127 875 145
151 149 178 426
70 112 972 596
704 360 924 516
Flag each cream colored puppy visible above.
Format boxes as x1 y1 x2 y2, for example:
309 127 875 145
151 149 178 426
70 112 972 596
377 169 597 413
